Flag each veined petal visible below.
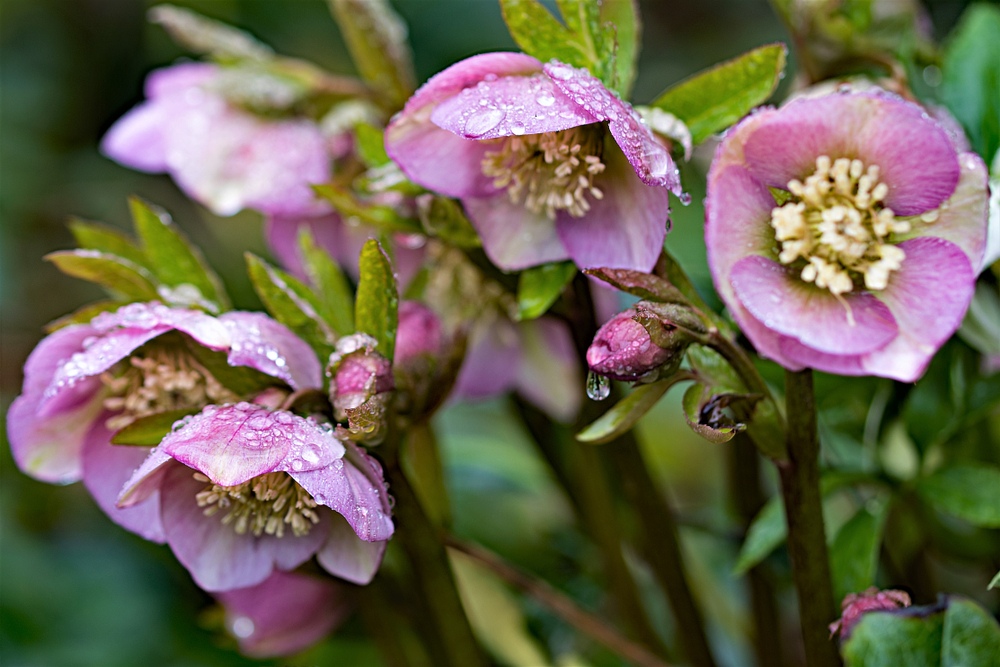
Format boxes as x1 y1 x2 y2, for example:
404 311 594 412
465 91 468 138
82 417 165 543
220 312 322 390
159 463 330 592
464 195 568 270
430 73 597 140
216 571 349 658
731 255 898 355
557 142 669 271
315 514 388 585
742 91 959 216
290 442 394 544
544 62 681 193
861 237 975 381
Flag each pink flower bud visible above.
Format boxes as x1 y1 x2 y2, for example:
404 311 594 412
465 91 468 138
587 308 680 381
394 301 444 371
327 334 394 420
829 587 912 640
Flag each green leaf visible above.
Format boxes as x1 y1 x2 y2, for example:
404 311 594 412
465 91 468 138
584 267 688 305
942 597 1000 666
499 0 590 70
599 0 640 96
829 499 889 602
417 196 481 249
68 219 148 270
916 464 1000 528
327 0 416 110
148 4 273 61
843 606 944 667
516 262 576 321
400 422 450 526
355 239 399 359
182 340 281 396
734 496 785 575
110 409 200 446
128 197 229 311
941 4 1000 161
354 121 391 168
45 250 160 301
577 378 678 444
652 43 787 145
245 253 337 361
990 571 1000 590
313 183 422 234
298 229 355 337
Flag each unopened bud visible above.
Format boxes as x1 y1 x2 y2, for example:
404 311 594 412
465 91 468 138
394 301 444 372
587 309 685 381
327 334 394 421
829 587 912 640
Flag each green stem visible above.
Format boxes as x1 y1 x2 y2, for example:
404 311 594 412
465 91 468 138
779 369 840 667
383 456 487 667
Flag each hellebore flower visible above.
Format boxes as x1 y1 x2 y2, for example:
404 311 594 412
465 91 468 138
385 53 682 272
118 401 394 592
706 89 989 381
216 570 350 658
829 587 912 640
6 302 321 540
102 63 332 219
587 308 685 381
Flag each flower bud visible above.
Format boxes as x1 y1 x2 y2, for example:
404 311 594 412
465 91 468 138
587 308 686 381
327 334 394 421
829 587 912 640
394 301 444 373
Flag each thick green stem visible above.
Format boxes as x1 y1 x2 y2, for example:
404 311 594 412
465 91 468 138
383 457 487 667
779 369 840 667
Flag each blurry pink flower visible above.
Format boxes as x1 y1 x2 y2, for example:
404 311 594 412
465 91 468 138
217 570 350 658
6 302 321 541
102 63 331 218
385 53 682 272
829 587 911 639
706 89 989 381
118 402 394 592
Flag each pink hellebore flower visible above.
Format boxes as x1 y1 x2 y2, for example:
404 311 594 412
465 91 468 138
829 587 912 640
118 402 394 592
217 570 350 658
102 63 332 219
385 53 682 272
7 302 319 542
706 89 989 382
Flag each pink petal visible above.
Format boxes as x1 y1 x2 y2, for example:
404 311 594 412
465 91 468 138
290 442 394 544
742 91 960 216
514 318 582 423
117 447 175 508
216 571 349 658
896 152 989 270
464 195 568 270
159 404 344 487
264 214 344 281
82 417 165 542
775 336 866 376
7 324 102 483
430 72 597 140
219 312 323 390
90 302 232 347
452 317 523 399
159 463 330 592
556 141 670 271
861 237 975 381
100 102 171 172
144 62 218 98
315 514 388 585
544 62 681 193
730 255 898 355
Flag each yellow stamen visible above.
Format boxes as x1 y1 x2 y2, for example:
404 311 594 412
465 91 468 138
195 471 320 538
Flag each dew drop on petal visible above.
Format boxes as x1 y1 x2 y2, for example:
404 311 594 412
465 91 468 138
536 91 555 107
510 121 526 136
231 616 255 639
465 108 505 137
586 370 611 401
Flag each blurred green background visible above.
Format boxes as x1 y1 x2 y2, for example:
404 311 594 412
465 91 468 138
0 1 980 665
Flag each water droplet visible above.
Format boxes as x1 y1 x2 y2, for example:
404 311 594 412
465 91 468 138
231 616 255 639
302 445 320 464
465 108 505 137
536 91 555 107
510 121 525 136
679 192 692 206
290 459 304 471
586 371 611 401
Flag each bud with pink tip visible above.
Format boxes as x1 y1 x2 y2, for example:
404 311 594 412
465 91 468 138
587 308 687 381
829 587 912 640
327 334 394 422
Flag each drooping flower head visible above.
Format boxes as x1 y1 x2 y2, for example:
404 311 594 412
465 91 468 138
706 89 989 381
7 302 319 541
118 402 394 592
385 53 683 272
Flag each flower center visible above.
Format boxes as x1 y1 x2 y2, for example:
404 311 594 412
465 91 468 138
481 126 606 219
195 471 320 538
770 156 917 295
101 344 237 430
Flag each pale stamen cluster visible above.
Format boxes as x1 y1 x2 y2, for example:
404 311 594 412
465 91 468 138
101 346 237 430
195 471 320 538
481 127 606 219
770 156 917 295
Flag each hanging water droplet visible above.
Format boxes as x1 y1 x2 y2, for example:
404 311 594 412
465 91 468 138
586 370 611 401
679 192 692 206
